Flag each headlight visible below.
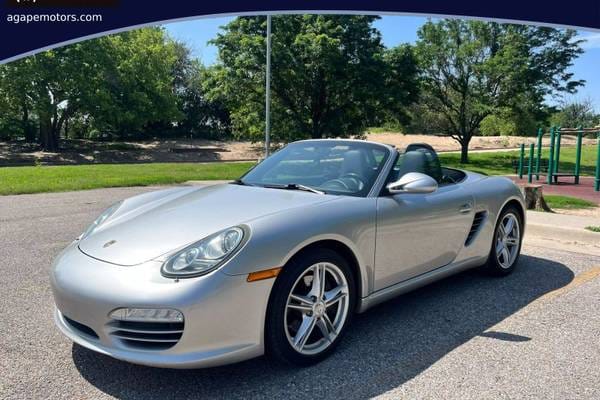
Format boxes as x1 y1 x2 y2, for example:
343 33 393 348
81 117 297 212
79 201 122 240
161 226 246 278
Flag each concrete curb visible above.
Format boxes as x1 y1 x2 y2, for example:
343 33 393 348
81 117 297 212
525 210 600 255
526 210 600 231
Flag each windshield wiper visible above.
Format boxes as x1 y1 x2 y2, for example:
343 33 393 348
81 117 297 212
287 183 325 195
263 183 325 195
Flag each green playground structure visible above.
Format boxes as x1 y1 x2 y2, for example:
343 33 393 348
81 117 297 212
517 125 600 191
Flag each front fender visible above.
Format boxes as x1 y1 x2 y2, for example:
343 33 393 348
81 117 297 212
219 197 377 299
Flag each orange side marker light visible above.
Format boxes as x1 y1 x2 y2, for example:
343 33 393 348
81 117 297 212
247 267 282 282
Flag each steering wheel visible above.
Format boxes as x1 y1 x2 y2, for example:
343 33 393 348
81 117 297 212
321 178 350 190
338 173 365 191
442 174 456 184
322 173 365 192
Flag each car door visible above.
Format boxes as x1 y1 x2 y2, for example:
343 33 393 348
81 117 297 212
374 182 474 291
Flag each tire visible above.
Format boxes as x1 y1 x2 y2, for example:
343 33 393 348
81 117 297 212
483 205 523 276
265 248 356 366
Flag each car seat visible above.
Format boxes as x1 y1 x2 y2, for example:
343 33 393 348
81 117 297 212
392 151 429 182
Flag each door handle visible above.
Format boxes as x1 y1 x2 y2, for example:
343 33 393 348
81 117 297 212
459 203 472 214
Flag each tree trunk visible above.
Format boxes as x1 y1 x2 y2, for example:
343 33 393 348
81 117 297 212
460 141 469 163
21 103 36 143
64 118 69 139
458 129 474 163
39 112 59 152
521 184 552 212
37 100 69 152
56 108 71 141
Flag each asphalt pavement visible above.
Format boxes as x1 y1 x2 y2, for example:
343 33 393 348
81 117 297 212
1 185 599 399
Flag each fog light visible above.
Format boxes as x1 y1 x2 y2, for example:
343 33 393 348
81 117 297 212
109 308 183 323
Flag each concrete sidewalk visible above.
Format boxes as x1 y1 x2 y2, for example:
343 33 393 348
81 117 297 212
525 210 600 256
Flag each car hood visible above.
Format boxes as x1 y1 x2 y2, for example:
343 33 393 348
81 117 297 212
78 184 339 266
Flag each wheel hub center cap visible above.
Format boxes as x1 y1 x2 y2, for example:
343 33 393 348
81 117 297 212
313 302 325 317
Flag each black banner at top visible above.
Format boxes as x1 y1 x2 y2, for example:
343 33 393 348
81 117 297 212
1 0 599 62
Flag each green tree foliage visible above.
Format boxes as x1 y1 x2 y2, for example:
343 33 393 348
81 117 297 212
415 20 584 162
0 75 26 141
206 15 419 141
480 114 517 137
169 42 231 139
0 42 106 150
379 44 421 130
0 58 40 142
88 28 182 139
0 28 203 150
479 105 545 137
1 17 588 155
550 98 600 129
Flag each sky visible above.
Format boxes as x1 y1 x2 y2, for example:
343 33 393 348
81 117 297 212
164 15 600 112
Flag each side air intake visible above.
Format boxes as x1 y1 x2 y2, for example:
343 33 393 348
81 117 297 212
465 211 487 246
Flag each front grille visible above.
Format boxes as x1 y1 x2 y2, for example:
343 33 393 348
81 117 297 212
465 211 487 246
64 315 99 339
108 320 184 350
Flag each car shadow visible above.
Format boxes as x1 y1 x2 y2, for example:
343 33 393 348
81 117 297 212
72 254 573 399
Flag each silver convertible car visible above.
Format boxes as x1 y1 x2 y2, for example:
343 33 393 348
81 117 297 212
51 139 525 368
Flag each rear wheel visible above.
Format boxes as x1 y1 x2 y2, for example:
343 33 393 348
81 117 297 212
265 248 355 366
483 206 523 276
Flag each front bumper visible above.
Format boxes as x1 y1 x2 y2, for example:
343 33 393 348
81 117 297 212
50 243 274 368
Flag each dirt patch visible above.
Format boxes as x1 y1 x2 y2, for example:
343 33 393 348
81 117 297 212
0 134 595 166
365 132 596 152
0 139 264 166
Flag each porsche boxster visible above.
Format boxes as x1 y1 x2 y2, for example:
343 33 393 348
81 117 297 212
51 139 525 368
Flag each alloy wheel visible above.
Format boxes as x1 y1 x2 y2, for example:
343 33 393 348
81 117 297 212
284 262 350 355
495 213 520 269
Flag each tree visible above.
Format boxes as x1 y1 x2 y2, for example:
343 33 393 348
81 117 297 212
415 20 584 163
479 113 517 136
168 42 231 139
0 39 120 151
0 61 37 142
479 102 550 137
551 98 599 128
0 28 183 150
379 44 421 129
206 15 419 141
89 28 182 139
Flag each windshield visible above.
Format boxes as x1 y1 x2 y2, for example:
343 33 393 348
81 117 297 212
240 141 390 197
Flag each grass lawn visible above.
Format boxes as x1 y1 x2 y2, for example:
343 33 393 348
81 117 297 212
0 162 255 195
439 144 598 176
1 143 597 196
544 195 598 210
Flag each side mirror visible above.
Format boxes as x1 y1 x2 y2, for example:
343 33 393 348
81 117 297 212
386 172 438 194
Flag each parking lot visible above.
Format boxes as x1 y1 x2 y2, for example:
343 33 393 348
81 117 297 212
1 186 599 399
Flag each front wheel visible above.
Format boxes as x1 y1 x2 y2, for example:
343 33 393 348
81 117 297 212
265 248 355 366
483 206 523 276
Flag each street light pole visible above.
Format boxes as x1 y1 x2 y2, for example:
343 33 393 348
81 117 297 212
265 14 272 158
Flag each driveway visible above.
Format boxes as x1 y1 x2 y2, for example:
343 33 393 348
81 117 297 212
1 186 599 399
